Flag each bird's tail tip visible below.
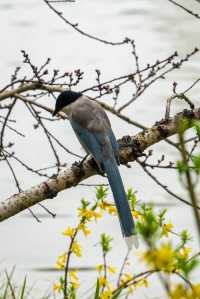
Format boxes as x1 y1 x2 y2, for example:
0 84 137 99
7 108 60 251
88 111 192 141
125 235 139 251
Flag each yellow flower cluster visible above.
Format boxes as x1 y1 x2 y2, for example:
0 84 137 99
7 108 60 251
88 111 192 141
120 272 133 285
120 273 149 294
100 289 113 299
98 278 115 299
99 276 108 287
55 252 67 269
98 201 117 216
170 283 200 299
143 243 176 272
62 227 75 238
71 240 82 257
53 281 63 293
131 210 141 219
162 223 173 237
179 247 191 259
78 223 91 236
78 207 102 221
69 271 80 289
96 264 117 275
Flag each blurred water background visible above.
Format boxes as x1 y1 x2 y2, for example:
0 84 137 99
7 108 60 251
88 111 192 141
1 0 200 298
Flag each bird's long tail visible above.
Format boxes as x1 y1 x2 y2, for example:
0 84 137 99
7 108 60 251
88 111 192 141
102 158 138 249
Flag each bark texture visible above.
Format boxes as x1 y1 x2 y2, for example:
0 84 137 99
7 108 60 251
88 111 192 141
0 108 199 222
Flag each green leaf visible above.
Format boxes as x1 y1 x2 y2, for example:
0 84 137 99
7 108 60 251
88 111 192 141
136 205 160 241
176 160 188 174
180 230 191 244
5 271 16 299
127 188 138 209
192 155 200 174
19 276 27 299
158 209 167 225
96 186 109 200
193 120 200 137
94 279 100 299
100 233 113 253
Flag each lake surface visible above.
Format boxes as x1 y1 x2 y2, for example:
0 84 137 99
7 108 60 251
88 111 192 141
1 0 200 298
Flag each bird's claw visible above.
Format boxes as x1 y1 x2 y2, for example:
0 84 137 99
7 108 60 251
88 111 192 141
91 157 105 176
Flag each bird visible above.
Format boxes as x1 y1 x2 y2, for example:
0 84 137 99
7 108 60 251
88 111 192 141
53 90 138 249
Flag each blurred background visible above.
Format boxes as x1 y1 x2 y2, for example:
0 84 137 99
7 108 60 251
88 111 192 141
0 0 200 297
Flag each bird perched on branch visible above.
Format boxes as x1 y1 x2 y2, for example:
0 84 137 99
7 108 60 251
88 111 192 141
53 90 138 250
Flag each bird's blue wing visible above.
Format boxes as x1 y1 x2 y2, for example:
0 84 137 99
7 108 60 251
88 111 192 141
70 120 104 164
70 119 137 246
71 120 120 165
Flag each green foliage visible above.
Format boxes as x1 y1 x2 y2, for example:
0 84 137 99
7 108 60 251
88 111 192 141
193 120 200 138
136 204 160 242
96 186 109 200
176 160 188 174
191 154 200 174
127 188 138 210
94 279 100 299
100 234 113 254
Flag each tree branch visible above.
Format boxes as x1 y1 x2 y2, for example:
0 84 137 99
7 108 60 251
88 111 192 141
0 108 200 222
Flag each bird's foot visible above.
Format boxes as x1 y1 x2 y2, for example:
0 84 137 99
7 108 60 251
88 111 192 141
79 154 89 168
119 135 144 159
91 157 105 176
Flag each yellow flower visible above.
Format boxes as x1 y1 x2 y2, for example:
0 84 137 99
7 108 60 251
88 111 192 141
78 208 93 220
131 210 140 219
120 272 133 285
128 286 134 294
99 276 108 287
53 282 63 292
98 200 117 215
71 240 82 257
142 278 148 288
170 284 188 299
170 283 200 299
143 243 176 272
78 208 102 221
136 278 149 288
55 252 67 269
193 283 200 298
78 223 91 236
179 247 191 259
100 289 112 299
162 223 173 237
93 210 103 220
108 265 117 274
96 264 104 273
62 227 75 238
107 205 117 216
69 271 80 289
98 201 107 210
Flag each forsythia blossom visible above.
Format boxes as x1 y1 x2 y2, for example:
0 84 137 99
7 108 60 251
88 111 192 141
55 252 67 269
162 223 173 237
62 227 75 238
71 240 82 257
53 282 63 293
69 271 80 289
143 243 176 272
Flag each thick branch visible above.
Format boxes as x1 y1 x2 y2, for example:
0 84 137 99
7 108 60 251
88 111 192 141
0 108 200 222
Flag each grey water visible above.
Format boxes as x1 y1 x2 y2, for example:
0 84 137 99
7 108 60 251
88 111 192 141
1 0 200 298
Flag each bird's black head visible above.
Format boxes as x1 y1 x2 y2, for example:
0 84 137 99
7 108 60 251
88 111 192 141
52 90 82 116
